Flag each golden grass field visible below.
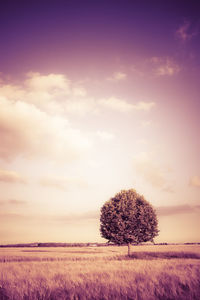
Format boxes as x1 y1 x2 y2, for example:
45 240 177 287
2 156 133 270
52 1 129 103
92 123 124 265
0 244 200 300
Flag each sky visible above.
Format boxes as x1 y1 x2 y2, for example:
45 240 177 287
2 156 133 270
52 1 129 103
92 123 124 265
0 0 200 244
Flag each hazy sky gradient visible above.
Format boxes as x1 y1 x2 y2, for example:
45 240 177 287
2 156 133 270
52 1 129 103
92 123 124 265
0 0 200 244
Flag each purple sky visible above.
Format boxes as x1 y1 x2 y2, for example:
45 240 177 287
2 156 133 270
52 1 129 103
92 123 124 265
0 0 200 244
0 1 199 76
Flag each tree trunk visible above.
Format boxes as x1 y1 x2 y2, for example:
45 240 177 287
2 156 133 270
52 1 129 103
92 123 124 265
128 243 131 256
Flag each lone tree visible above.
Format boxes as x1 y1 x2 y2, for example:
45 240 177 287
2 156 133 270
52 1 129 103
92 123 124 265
100 189 159 256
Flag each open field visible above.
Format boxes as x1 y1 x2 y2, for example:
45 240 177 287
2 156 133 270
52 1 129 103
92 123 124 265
0 244 200 300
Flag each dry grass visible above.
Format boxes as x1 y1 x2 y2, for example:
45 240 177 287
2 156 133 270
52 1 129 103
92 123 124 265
0 245 200 299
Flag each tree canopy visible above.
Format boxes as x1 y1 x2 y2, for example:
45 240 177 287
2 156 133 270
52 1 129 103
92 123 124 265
100 189 159 255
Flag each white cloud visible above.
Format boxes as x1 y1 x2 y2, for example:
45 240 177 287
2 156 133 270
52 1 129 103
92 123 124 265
189 176 200 188
107 72 127 82
0 73 100 163
72 86 87 97
25 72 89 115
0 96 91 161
151 57 180 76
0 169 27 184
0 72 155 120
0 72 156 163
25 72 71 92
130 56 180 78
0 84 25 101
99 97 133 112
99 97 155 113
0 72 90 116
133 101 155 111
155 62 180 76
175 20 198 43
64 98 97 116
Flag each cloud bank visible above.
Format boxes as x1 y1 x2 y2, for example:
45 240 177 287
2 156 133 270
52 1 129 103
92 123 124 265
0 72 156 162
0 75 91 160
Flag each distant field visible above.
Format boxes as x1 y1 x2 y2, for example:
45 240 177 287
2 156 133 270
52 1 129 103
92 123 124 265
0 244 200 299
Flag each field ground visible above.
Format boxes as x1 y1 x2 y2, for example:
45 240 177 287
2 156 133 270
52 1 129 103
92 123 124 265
0 244 200 299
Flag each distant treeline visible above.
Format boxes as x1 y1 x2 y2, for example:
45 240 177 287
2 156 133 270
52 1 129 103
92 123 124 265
0 242 107 248
0 242 199 248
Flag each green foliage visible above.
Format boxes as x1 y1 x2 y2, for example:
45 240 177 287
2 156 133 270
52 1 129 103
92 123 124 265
100 189 159 245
